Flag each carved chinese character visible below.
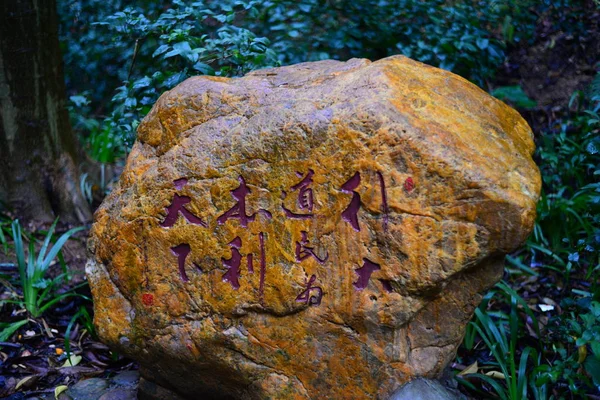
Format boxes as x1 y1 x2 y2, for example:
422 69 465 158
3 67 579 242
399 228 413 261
282 169 315 219
221 233 266 295
377 172 389 232
379 279 394 293
171 243 193 282
340 171 389 232
295 274 323 306
161 178 206 227
353 258 380 290
222 237 244 289
258 232 267 304
340 172 362 231
217 175 272 228
295 231 328 264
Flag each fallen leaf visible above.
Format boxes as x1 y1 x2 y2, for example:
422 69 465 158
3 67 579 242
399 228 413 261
54 385 68 399
542 297 557 306
84 350 108 367
59 366 101 376
458 361 478 376
42 318 54 338
60 354 82 368
578 345 587 363
486 371 506 379
15 376 34 390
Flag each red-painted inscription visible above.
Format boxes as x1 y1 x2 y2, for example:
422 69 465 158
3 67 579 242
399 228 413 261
379 279 394 293
247 253 254 274
377 172 389 232
295 274 323 306
295 231 328 264
161 179 207 227
259 232 266 303
171 244 192 282
173 177 188 190
353 258 381 290
222 237 243 289
218 176 272 228
221 234 265 291
282 169 315 219
340 172 362 232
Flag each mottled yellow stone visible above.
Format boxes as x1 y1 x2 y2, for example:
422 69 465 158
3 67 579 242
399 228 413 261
87 55 540 399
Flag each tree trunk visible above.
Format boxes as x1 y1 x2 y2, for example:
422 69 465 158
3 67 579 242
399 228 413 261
0 0 91 224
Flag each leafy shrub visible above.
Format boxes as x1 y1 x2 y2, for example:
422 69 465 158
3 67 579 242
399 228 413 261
0 219 86 347
61 0 277 151
534 89 600 276
251 0 510 86
534 298 600 393
460 78 600 398
60 0 536 160
11 219 84 319
460 283 540 400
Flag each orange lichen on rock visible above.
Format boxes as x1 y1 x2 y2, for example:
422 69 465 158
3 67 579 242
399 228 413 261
86 55 541 399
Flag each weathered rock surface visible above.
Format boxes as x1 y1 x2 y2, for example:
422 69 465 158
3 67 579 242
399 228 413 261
86 55 540 399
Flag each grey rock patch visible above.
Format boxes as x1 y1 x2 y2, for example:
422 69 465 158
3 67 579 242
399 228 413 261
67 378 109 400
389 378 465 400
98 388 137 400
110 371 139 388
62 371 139 400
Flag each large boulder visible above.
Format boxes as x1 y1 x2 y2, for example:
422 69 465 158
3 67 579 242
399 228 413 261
87 55 540 399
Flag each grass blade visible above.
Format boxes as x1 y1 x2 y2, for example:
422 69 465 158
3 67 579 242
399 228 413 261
0 319 28 343
12 220 26 287
36 218 58 271
41 226 84 272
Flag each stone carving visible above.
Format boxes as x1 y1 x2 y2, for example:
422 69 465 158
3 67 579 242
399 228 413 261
87 55 540 399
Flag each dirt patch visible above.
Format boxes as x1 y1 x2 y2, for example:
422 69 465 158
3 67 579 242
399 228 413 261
496 1 600 108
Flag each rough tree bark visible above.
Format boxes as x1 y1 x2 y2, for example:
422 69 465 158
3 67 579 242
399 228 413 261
0 0 91 223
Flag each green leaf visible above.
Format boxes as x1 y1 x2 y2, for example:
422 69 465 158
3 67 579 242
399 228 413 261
37 219 58 272
584 356 600 386
41 226 85 272
591 342 600 358
152 44 170 58
476 38 489 49
32 279 51 289
60 354 82 368
0 319 28 342
491 86 537 109
469 373 509 400
69 95 89 107
124 97 137 108
132 76 152 89
12 220 26 284
193 62 215 75
165 41 191 58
